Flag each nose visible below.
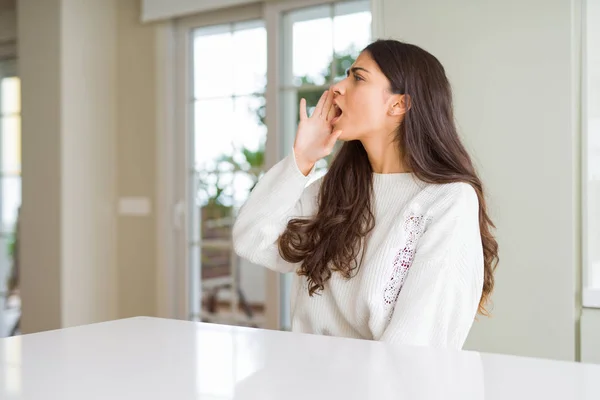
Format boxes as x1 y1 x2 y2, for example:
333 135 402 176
331 78 345 96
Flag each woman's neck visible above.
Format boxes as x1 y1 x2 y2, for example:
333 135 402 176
361 135 409 174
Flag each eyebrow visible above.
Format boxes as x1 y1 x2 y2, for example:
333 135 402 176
346 66 370 76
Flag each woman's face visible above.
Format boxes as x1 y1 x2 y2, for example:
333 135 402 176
330 51 403 141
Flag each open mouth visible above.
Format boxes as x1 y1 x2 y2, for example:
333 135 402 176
332 104 343 123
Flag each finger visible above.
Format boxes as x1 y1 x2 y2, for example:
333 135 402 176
326 97 337 121
299 98 308 121
321 88 334 120
313 90 328 118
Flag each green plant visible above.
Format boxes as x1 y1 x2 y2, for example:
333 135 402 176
7 231 15 257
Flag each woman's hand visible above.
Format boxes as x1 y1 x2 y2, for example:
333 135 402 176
293 89 342 176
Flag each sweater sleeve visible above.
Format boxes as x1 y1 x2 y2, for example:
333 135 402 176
378 183 484 349
232 151 321 273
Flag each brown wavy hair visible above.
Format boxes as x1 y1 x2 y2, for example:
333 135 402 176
278 40 499 315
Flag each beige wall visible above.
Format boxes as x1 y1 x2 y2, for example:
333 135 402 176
19 0 158 332
589 0 600 122
20 0 120 331
582 309 600 363
60 0 119 327
0 9 16 40
19 0 63 333
0 7 16 59
141 0 257 22
380 0 580 361
116 0 158 319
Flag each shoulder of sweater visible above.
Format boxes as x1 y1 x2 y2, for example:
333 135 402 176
413 181 479 221
407 182 481 265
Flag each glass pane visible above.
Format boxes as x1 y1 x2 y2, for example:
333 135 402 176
279 90 298 158
193 92 267 326
1 78 20 115
232 22 266 96
194 96 265 195
231 96 266 206
1 177 21 233
191 19 269 327
333 2 372 81
283 5 333 87
193 26 234 99
194 98 235 171
1 116 21 174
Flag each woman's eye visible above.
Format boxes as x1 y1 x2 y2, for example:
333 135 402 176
345 68 363 82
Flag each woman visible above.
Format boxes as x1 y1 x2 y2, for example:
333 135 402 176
233 39 498 349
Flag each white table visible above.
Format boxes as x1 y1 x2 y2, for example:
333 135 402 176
0 317 598 399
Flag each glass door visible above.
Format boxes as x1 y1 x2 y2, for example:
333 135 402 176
178 11 269 328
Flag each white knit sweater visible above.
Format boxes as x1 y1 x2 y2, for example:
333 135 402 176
232 152 484 349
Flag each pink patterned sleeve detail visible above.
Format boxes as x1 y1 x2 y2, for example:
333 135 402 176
383 215 430 314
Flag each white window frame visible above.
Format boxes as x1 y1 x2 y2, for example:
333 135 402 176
155 0 380 328
582 0 600 308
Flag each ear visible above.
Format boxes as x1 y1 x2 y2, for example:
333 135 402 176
388 94 411 116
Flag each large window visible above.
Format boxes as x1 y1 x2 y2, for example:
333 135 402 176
584 0 600 307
